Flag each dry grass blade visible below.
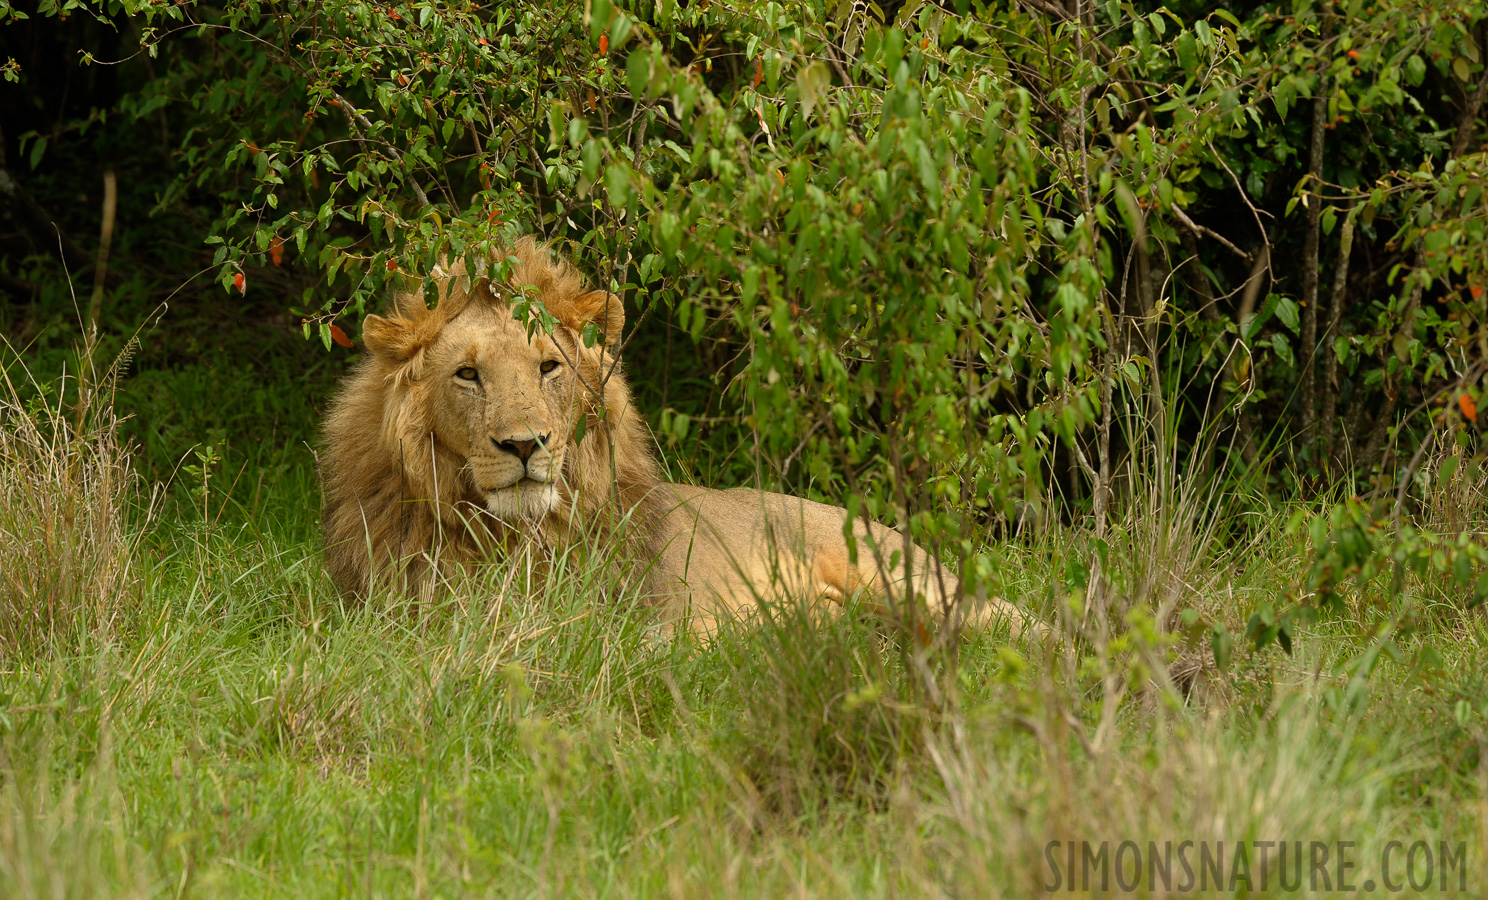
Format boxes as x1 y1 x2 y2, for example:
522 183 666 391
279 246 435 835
0 355 141 657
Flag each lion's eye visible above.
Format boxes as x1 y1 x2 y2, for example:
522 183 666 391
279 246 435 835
456 367 479 381
539 360 559 375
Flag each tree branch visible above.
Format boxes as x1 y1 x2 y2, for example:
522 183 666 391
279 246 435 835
333 93 431 208
1172 205 1250 262
1016 0 1072 21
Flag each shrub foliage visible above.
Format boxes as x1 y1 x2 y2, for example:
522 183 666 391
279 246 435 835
3 0 1488 647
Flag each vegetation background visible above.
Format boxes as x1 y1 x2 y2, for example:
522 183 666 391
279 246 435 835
1 0 1487 894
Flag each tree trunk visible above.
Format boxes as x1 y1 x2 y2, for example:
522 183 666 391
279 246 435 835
1298 19 1331 452
1358 48 1487 477
1319 212 1354 474
1450 26 1488 159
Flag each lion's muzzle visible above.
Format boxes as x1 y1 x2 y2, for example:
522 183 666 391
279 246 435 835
492 434 548 464
469 434 562 519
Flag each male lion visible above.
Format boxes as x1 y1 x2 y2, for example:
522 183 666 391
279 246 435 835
320 238 1036 637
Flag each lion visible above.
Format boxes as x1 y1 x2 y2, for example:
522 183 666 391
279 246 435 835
320 238 1037 637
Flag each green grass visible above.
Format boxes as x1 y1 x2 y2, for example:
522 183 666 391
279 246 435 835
1 377 1486 898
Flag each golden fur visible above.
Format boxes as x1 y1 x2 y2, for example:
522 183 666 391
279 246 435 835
320 238 1036 636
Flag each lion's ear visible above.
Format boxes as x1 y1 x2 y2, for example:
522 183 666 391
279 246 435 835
362 314 420 362
560 290 625 349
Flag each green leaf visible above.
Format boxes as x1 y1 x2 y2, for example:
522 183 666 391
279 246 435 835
1406 55 1426 85
1270 333 1294 367
582 140 602 186
605 162 631 208
1212 625 1233 672
797 61 830 120
1440 454 1460 482
1274 297 1300 333
742 266 761 305
627 48 650 96
1333 336 1352 368
1392 332 1410 363
654 211 681 255
1175 32 1197 72
1063 553 1089 592
588 0 612 40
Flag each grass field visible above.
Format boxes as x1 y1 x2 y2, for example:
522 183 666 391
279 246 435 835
1 360 1485 898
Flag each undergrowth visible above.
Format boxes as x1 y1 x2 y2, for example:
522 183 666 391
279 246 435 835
0 341 1484 897
0 355 144 656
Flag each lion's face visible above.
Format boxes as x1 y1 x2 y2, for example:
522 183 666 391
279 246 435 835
321 238 664 600
357 258 625 526
423 302 583 520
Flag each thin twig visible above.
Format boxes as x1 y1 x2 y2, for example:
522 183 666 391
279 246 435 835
333 93 431 208
1171 204 1250 261
1016 0 1072 21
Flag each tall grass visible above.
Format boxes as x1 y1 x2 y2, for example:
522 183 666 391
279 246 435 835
0 730 155 899
0 357 143 656
0 359 1480 896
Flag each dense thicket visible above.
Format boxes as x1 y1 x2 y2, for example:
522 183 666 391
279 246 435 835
3 0 1487 649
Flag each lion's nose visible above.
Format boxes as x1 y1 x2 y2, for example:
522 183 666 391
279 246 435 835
493 434 549 464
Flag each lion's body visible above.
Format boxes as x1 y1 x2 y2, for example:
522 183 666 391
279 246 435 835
320 239 1032 636
651 484 980 633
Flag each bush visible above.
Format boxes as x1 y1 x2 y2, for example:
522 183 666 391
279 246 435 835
5 0 1488 664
